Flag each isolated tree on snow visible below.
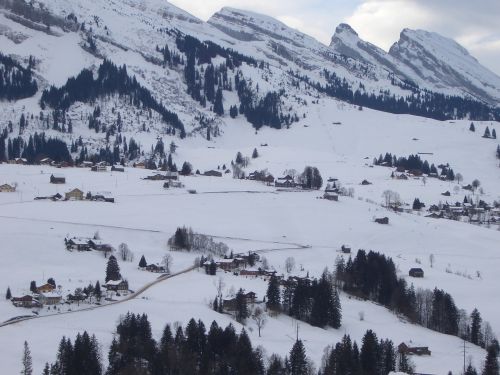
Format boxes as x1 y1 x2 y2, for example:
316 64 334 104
206 127 211 141
252 148 259 158
484 126 491 138
105 255 121 282
180 161 192 175
139 255 147 268
21 341 33 375
472 179 481 191
492 129 497 139
6 287 11 300
252 306 266 337
470 122 476 132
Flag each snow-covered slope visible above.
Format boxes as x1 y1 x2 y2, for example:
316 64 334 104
389 28 500 104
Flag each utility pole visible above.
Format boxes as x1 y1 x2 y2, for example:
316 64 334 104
463 338 466 374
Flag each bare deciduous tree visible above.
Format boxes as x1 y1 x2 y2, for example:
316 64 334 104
429 254 435 268
162 253 173 274
285 257 295 273
252 306 267 337
118 243 134 262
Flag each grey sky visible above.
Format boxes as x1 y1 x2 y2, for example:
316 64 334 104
169 0 500 76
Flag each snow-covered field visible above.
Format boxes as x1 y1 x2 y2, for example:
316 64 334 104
0 102 499 373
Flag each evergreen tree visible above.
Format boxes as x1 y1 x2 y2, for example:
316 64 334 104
21 341 33 375
484 126 491 138
266 275 281 312
360 330 379 375
235 288 249 323
213 88 224 115
105 255 121 282
29 281 37 294
470 308 483 346
289 340 308 375
470 122 476 132
252 148 259 158
94 281 102 301
483 345 500 375
493 129 497 139
465 363 478 375
139 255 147 268
6 286 11 299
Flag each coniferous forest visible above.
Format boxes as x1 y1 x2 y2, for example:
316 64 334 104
0 53 38 100
40 60 186 137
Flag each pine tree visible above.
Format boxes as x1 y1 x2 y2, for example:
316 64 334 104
484 126 491 138
105 255 121 282
470 122 476 132
139 255 147 268
483 345 500 375
470 308 483 346
266 275 281 312
6 286 11 299
235 288 249 323
21 341 33 375
289 340 308 375
29 281 37 294
94 281 102 301
465 363 478 375
213 88 224 115
493 129 497 139
252 148 259 158
360 330 379 375
42 363 50 375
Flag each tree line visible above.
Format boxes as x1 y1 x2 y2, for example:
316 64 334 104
266 270 342 330
335 250 496 347
30 312 459 375
374 152 456 180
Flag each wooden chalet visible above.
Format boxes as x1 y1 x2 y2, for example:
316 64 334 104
146 264 167 273
12 295 42 308
50 174 66 184
341 245 351 254
36 283 55 294
104 279 129 292
275 175 296 188
89 191 115 203
65 237 91 251
204 170 223 177
165 171 179 180
91 163 107 172
65 188 84 201
398 342 431 356
38 292 62 305
88 239 113 252
111 165 125 172
324 190 339 201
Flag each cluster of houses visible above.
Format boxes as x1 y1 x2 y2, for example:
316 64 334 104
65 237 113 253
203 252 261 274
144 171 179 181
11 283 62 308
139 263 168 274
426 201 500 225
10 278 130 310
36 185 115 203
222 291 258 312
0 183 16 192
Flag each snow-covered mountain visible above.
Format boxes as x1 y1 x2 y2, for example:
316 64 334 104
389 28 500 104
330 23 500 104
0 0 499 162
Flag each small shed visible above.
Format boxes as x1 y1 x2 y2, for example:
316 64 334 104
375 217 389 225
341 245 351 254
50 174 66 184
204 170 223 177
409 268 424 278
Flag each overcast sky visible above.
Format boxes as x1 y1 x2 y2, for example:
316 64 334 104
169 0 500 75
